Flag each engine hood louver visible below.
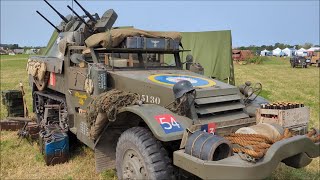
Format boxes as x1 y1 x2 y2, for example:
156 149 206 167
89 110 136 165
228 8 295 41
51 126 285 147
194 93 249 122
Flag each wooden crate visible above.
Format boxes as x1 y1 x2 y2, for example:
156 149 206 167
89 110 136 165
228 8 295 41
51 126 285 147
256 107 309 128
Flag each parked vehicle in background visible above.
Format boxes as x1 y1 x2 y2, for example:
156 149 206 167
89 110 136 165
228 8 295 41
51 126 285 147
310 51 320 67
290 56 308 68
232 50 253 61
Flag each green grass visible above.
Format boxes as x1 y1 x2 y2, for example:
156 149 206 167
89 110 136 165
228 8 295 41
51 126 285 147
235 57 320 179
0 56 319 179
0 54 29 60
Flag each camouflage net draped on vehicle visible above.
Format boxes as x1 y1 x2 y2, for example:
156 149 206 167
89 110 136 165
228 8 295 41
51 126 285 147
26 59 48 91
226 128 320 162
166 92 196 116
26 59 47 81
87 89 140 139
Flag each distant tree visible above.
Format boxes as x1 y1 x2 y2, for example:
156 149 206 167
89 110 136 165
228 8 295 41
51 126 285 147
302 43 313 49
8 44 19 49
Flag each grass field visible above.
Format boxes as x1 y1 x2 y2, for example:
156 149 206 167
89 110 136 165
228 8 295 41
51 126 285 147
0 55 319 179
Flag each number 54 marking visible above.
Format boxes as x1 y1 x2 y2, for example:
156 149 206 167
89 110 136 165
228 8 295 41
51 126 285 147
154 114 183 134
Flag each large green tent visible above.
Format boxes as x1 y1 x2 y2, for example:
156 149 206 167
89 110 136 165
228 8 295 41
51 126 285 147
181 30 234 85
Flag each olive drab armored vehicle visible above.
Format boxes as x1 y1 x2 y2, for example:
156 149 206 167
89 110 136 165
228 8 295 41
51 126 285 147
27 1 319 179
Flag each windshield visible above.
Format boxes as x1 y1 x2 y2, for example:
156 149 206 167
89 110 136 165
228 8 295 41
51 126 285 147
93 51 181 69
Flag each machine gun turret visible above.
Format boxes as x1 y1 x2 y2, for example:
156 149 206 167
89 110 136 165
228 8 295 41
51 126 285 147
43 0 69 23
67 5 93 31
36 11 61 33
74 0 97 23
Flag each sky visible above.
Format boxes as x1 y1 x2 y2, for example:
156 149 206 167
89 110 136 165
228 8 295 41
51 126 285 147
0 0 319 47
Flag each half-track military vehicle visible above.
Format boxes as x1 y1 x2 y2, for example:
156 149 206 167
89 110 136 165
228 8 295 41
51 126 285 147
290 56 308 68
27 1 319 179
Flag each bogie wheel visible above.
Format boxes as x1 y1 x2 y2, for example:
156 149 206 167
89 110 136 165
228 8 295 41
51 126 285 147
33 93 44 124
116 127 174 180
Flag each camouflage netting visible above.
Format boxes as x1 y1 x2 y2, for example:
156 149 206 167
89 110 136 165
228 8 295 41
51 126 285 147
26 59 47 81
85 28 182 48
26 59 49 91
166 92 196 116
87 89 140 139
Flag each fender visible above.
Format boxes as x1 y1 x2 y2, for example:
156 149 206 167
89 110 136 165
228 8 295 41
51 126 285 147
119 104 193 142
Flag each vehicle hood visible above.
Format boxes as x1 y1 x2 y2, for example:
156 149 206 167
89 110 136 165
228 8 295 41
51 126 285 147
108 69 239 105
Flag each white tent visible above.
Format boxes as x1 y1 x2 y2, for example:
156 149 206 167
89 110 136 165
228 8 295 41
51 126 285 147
296 48 307 57
282 48 296 57
260 49 270 56
307 47 320 52
272 48 283 56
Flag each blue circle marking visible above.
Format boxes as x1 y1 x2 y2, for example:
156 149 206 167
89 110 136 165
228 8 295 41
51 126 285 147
148 74 216 88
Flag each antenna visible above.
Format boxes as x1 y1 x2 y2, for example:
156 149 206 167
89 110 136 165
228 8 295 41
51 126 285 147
36 11 61 33
43 0 69 23
67 5 92 30
74 0 96 22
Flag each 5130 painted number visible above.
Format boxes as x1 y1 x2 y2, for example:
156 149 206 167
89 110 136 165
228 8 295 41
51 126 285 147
139 94 161 104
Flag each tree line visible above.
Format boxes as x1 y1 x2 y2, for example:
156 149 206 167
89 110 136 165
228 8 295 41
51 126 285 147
235 42 318 52
0 44 44 50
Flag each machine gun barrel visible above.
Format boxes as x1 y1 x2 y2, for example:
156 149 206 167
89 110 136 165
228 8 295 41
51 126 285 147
74 0 96 22
67 5 92 30
36 11 61 33
43 0 69 23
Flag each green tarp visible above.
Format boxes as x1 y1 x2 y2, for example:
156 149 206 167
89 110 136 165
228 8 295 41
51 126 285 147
181 30 234 85
43 30 59 56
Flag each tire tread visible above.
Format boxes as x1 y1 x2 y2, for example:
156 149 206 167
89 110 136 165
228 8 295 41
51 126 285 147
116 127 174 180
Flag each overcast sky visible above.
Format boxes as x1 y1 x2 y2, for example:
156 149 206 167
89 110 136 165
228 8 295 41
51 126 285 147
1 0 319 47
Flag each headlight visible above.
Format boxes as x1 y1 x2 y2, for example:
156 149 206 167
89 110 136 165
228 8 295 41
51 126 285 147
239 85 253 97
246 87 254 97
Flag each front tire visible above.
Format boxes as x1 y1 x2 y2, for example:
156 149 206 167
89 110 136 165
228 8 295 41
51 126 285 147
116 127 174 180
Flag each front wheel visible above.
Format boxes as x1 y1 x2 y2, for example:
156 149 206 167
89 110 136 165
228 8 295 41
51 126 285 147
116 127 174 180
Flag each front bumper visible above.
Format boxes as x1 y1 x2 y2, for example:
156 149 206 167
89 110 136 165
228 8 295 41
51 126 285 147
173 135 319 180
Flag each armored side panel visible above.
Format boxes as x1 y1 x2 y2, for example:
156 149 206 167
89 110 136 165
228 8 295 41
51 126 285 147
47 31 84 59
89 63 108 95
94 9 118 32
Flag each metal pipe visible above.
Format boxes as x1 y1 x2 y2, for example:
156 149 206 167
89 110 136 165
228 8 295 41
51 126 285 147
36 11 61 33
74 0 96 22
43 0 69 23
67 5 91 29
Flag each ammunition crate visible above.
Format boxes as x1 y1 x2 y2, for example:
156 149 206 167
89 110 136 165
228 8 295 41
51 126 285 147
1 90 23 101
1 90 25 117
7 106 24 117
4 99 23 107
123 37 179 50
256 107 309 133
0 120 25 131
